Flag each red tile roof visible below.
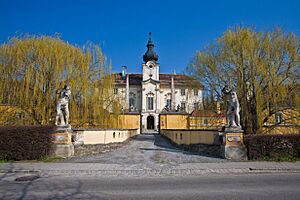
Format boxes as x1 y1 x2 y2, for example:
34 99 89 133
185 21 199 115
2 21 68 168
190 110 225 117
114 73 202 88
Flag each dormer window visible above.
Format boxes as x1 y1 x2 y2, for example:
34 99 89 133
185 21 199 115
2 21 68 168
194 89 198 96
181 89 186 96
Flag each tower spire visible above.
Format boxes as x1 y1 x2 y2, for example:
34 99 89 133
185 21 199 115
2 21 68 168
143 32 158 63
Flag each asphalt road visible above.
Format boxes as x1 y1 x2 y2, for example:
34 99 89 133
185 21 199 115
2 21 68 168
1 173 300 200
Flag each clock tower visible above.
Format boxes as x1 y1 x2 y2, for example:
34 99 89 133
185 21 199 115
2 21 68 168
141 32 160 131
142 32 159 82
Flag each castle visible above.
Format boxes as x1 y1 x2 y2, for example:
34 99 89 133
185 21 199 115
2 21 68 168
114 33 203 131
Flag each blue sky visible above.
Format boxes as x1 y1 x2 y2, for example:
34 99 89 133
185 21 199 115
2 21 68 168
1 0 299 74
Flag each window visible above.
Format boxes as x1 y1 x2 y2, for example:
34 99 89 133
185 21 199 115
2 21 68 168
194 102 199 110
114 88 118 95
16 112 25 119
194 89 198 96
129 98 135 107
113 132 116 138
181 102 186 111
275 112 283 124
204 118 208 125
167 99 172 109
147 97 154 110
181 89 185 96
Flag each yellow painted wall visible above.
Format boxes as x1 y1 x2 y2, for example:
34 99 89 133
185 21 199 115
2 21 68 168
262 109 300 134
161 129 219 145
119 114 140 130
0 105 37 125
160 109 299 135
159 114 225 130
189 117 226 129
160 114 189 129
80 129 139 145
261 125 300 134
107 114 140 131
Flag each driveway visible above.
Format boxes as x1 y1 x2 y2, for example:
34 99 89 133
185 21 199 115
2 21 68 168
65 134 226 164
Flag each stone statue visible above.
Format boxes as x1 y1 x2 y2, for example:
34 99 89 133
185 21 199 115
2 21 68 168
162 104 170 112
55 85 71 126
222 84 241 128
176 104 181 112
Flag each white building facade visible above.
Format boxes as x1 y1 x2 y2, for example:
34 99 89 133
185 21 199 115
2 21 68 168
114 33 203 131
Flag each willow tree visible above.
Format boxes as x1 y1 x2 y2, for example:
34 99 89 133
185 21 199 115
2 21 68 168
188 27 300 134
0 35 119 126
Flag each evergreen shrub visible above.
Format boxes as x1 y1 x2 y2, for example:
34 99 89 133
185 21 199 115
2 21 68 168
0 125 55 160
244 134 300 160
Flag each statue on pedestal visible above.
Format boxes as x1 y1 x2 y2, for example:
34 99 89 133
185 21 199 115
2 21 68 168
222 84 241 129
55 85 71 127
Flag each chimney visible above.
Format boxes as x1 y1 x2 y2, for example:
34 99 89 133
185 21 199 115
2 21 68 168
171 75 175 110
121 66 127 79
126 73 129 109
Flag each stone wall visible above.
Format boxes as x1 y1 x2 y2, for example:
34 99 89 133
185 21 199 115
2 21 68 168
73 139 132 157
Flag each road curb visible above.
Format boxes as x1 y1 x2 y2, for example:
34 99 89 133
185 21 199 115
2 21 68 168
1 167 300 177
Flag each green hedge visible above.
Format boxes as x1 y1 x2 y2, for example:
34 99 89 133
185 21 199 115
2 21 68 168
0 125 55 160
244 134 300 160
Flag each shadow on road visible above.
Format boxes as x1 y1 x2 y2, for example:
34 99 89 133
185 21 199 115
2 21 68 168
139 147 182 153
153 134 224 159
131 134 155 141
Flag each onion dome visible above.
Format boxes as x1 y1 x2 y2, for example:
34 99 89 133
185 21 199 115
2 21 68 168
143 32 158 63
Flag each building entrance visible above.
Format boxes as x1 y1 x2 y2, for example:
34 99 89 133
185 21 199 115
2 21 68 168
147 115 155 129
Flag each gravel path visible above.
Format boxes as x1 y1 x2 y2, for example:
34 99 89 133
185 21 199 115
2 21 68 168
65 134 227 164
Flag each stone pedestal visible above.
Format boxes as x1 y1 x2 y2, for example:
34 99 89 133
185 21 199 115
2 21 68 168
51 126 74 157
221 128 247 160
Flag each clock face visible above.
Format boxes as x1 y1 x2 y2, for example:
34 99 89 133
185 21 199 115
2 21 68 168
146 61 155 69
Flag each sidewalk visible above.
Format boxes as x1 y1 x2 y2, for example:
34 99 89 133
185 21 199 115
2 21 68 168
1 161 299 177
